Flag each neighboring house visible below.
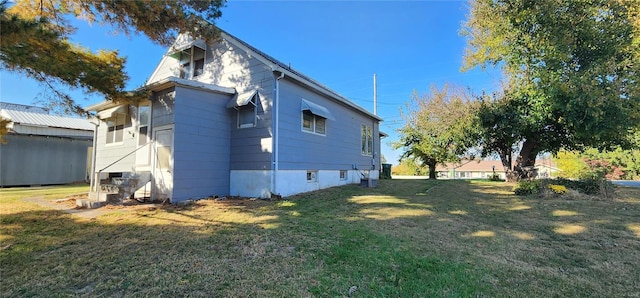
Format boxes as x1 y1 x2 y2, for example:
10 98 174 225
87 32 382 203
0 102 94 186
534 159 561 178
436 159 560 179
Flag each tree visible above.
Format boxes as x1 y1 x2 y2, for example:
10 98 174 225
553 150 588 179
0 0 225 115
391 159 422 176
462 0 640 180
395 85 478 179
475 89 521 176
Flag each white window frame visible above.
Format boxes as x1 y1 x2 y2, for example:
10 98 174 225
301 110 326 135
135 103 151 166
105 113 128 145
137 104 151 146
361 124 373 156
339 170 348 181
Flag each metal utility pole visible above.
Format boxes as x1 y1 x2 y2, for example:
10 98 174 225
373 73 377 115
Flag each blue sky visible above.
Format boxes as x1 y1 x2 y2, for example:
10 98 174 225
0 0 501 164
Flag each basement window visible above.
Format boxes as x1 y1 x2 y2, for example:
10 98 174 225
307 170 317 182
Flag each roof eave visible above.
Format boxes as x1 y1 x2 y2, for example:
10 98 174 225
86 77 236 112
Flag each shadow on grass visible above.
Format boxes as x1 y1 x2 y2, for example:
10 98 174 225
2 180 639 297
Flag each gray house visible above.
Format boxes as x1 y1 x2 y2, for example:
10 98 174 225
87 32 382 203
0 102 94 186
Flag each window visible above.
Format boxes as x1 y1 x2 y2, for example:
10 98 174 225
138 104 150 146
193 58 205 77
302 110 326 135
106 113 128 144
340 170 347 181
238 105 255 128
307 170 317 182
179 61 191 79
175 45 205 79
237 94 257 128
228 90 259 129
361 125 373 155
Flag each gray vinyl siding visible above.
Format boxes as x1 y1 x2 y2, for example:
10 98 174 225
221 47 274 171
172 86 233 200
0 134 91 186
277 79 380 171
149 38 275 172
94 106 137 173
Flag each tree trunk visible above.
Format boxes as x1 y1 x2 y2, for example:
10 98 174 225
428 162 437 179
497 148 515 182
513 138 540 180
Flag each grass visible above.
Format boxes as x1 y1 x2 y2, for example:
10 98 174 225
1 180 639 297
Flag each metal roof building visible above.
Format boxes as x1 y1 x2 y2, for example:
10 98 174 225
0 102 94 186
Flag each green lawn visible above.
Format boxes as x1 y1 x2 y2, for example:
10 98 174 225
1 180 639 297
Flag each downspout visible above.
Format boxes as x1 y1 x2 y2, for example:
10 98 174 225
273 70 285 195
89 118 100 192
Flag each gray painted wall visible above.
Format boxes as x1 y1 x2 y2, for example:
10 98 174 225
229 87 273 171
172 86 233 200
277 78 381 171
0 134 91 186
149 37 276 172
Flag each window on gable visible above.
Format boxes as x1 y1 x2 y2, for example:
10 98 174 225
179 61 191 79
193 58 205 77
173 44 205 79
361 124 373 155
106 113 128 144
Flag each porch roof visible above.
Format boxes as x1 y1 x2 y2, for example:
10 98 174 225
85 77 236 112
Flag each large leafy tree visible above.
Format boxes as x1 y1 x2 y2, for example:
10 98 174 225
0 0 225 115
395 85 479 179
462 0 640 180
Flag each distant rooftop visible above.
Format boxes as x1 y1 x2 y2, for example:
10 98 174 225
1 102 93 131
0 102 49 114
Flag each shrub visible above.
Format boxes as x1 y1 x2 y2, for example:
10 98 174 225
514 180 541 195
547 184 568 195
541 177 615 198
